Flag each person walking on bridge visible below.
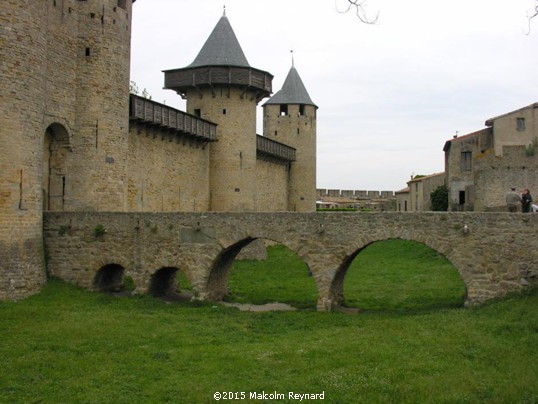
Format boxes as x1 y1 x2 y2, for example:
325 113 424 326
521 188 533 213
506 187 521 212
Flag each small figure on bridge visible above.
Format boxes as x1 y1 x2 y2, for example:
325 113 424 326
506 187 521 212
521 188 533 213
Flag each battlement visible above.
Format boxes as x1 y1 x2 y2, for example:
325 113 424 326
317 189 395 199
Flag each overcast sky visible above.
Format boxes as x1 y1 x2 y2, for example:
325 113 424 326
130 0 538 191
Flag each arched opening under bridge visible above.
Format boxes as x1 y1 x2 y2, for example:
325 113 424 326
224 240 318 310
149 267 192 300
338 239 466 312
93 264 125 293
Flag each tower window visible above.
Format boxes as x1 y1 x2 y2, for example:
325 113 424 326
194 109 201 117
517 117 526 131
299 104 305 116
280 104 288 116
274 131 278 136
222 109 227 115
460 151 472 172
85 47 91 56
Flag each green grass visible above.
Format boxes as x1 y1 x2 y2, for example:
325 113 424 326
344 239 466 311
226 244 318 309
1 240 537 403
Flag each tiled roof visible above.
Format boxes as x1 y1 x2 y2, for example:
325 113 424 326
188 14 250 68
443 127 492 151
485 102 538 126
408 172 444 183
264 66 317 107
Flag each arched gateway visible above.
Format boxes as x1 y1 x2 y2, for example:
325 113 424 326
44 211 538 311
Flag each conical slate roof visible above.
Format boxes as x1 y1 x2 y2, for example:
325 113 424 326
264 66 317 108
188 13 250 68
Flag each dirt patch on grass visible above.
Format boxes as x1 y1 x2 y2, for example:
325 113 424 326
221 302 297 312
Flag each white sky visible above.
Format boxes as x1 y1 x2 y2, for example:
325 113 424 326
130 0 538 191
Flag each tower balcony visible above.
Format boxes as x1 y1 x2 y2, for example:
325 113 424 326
163 65 273 103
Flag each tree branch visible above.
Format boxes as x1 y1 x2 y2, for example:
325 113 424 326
336 0 379 24
525 0 538 35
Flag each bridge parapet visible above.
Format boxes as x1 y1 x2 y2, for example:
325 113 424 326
44 212 538 310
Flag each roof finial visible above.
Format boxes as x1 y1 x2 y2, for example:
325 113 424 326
290 49 294 67
223 4 226 16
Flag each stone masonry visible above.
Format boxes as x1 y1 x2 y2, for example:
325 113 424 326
44 211 538 311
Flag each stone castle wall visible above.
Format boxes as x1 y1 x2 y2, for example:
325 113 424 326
126 126 211 212
255 159 289 211
474 146 538 211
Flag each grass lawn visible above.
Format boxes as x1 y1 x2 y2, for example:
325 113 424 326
1 240 537 403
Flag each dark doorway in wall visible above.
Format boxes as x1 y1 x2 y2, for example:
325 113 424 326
459 191 465 206
94 264 124 292
43 123 70 211
149 267 178 298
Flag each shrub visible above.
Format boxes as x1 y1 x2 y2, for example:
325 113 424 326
430 185 448 211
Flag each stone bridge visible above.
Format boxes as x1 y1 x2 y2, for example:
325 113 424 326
43 212 538 311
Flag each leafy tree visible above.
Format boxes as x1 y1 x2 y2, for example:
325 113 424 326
430 185 448 211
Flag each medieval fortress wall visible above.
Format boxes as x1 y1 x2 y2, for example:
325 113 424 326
474 146 538 211
0 0 317 299
127 124 211 212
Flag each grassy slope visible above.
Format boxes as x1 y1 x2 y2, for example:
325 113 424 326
0 241 537 403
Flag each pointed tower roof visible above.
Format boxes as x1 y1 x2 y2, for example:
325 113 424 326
163 11 273 102
188 12 250 68
264 65 317 108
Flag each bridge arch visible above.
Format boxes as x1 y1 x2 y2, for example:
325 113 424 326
149 267 179 298
329 237 467 309
93 263 125 292
205 236 318 304
206 237 256 300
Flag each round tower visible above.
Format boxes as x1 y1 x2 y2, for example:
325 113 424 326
0 0 135 300
0 1 48 299
163 11 273 211
69 0 134 211
263 64 317 212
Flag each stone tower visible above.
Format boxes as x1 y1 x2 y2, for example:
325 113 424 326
0 0 134 299
163 11 273 211
263 64 318 212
